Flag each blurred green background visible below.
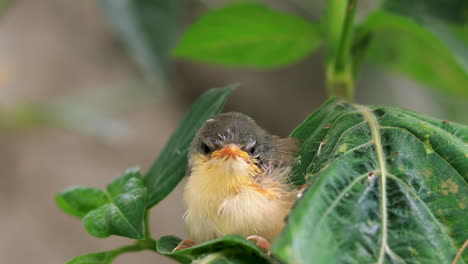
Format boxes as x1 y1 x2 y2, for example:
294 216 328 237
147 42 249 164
0 0 465 263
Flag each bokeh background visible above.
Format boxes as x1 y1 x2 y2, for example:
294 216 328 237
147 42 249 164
0 0 465 263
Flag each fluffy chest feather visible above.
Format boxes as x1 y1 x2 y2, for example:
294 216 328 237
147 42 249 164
183 156 294 243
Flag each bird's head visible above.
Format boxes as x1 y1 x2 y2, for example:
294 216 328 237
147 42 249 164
188 112 297 180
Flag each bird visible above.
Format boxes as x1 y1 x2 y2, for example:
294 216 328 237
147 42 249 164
174 112 299 253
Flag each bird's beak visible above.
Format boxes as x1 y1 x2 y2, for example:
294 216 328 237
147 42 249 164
211 144 250 160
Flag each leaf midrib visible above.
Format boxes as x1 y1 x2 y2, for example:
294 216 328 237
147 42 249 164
355 105 390 264
104 191 141 238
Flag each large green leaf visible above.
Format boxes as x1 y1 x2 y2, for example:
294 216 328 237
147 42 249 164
144 84 236 208
273 98 467 263
100 0 180 85
358 0 468 99
382 0 467 26
156 235 270 264
360 11 468 99
174 2 322 69
57 167 147 239
381 0 468 74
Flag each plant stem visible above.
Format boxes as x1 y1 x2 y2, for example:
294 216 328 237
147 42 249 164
144 210 152 240
107 244 146 262
326 0 358 101
113 244 144 255
335 0 357 72
108 235 158 262
137 210 157 250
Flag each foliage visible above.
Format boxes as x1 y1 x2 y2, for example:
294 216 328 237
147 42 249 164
100 0 181 87
171 0 467 100
173 2 322 69
57 0 467 263
274 98 467 263
157 235 270 263
57 167 147 239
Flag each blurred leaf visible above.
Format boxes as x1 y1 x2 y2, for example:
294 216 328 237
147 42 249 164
382 0 468 76
0 0 13 15
273 98 468 263
157 235 270 264
66 251 117 264
382 0 468 24
56 187 109 218
360 11 468 99
384 0 468 69
451 24 468 44
57 167 147 239
144 84 236 208
174 2 322 69
101 0 180 86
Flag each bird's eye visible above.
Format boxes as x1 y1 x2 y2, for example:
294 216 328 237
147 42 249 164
245 141 257 155
201 142 212 154
248 146 256 155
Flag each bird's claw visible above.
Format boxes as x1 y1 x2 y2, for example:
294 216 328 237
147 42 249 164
247 235 271 255
172 239 196 252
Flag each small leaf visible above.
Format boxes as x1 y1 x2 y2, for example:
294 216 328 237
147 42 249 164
83 205 111 238
58 167 147 239
56 187 109 218
100 0 181 86
157 235 270 264
144 84 236 208
174 2 322 69
66 250 117 264
273 98 468 263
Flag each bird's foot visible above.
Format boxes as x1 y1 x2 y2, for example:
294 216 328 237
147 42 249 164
247 235 270 255
172 239 196 252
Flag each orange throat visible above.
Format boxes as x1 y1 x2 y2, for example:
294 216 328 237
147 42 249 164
190 144 261 195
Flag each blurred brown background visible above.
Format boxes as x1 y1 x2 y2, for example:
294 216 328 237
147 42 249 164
0 0 464 263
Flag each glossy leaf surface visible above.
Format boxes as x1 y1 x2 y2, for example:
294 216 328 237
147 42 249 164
144 85 236 208
57 167 147 239
274 98 467 263
157 235 270 264
56 187 109 218
174 2 322 69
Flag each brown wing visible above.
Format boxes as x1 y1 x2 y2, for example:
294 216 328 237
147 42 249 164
270 136 299 167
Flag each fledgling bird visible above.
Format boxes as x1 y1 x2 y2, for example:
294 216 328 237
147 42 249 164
174 112 298 252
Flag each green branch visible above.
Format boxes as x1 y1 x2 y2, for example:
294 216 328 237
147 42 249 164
326 0 358 101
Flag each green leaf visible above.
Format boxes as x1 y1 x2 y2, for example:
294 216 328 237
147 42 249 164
56 187 109 218
66 245 143 264
174 2 322 69
359 9 468 98
381 0 468 74
0 0 13 15
157 235 270 264
100 0 180 86
66 251 117 264
382 0 468 25
58 167 147 239
273 98 467 263
144 84 236 208
83 204 112 238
